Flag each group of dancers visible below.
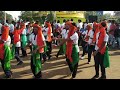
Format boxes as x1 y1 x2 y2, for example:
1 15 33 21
0 19 110 79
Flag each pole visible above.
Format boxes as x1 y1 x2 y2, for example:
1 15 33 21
4 11 6 24
54 11 56 20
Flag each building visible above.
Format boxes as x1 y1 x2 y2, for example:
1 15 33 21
56 11 85 23
39 11 85 23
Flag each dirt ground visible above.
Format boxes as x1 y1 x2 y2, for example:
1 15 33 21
0 46 120 79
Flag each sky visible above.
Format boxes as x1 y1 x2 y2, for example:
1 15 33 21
103 11 114 15
5 11 114 20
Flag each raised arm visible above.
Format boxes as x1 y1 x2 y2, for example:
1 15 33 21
18 26 25 34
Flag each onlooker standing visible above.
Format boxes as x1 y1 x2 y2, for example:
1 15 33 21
107 20 111 33
77 19 83 30
108 20 116 48
114 23 120 48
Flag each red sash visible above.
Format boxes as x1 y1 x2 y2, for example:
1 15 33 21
0 43 4 60
97 27 106 54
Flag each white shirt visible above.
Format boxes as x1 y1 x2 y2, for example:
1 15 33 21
44 27 48 36
61 23 65 29
88 30 94 45
84 23 88 29
65 31 79 52
61 29 67 38
70 32 79 52
65 30 69 39
84 30 89 39
95 32 100 50
42 27 47 36
95 32 109 50
22 29 26 35
70 32 79 45
104 34 109 44
15 35 21 47
29 33 45 45
88 23 93 28
9 24 14 33
77 22 83 30
0 35 11 46
82 30 87 35
57 23 61 28
25 22 30 26
107 23 111 32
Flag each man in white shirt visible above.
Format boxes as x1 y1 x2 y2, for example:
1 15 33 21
87 28 95 64
80 29 89 60
57 20 61 28
61 19 66 30
77 19 83 30
9 21 14 33
25 20 30 26
84 21 88 30
92 22 109 79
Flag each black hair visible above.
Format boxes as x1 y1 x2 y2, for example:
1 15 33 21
35 20 39 24
63 19 66 23
72 22 77 27
16 24 20 29
26 25 29 27
71 19 73 21
101 22 106 27
78 19 81 22
67 19 69 21
57 20 60 23
11 21 14 24
23 20 26 22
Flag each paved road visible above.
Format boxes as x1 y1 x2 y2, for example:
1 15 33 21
0 47 120 79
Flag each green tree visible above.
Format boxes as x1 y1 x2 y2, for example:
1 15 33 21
20 11 33 21
84 11 97 20
20 11 48 24
100 13 112 20
0 11 13 22
46 11 56 23
46 11 53 22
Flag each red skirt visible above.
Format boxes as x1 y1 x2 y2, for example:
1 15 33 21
0 44 4 60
